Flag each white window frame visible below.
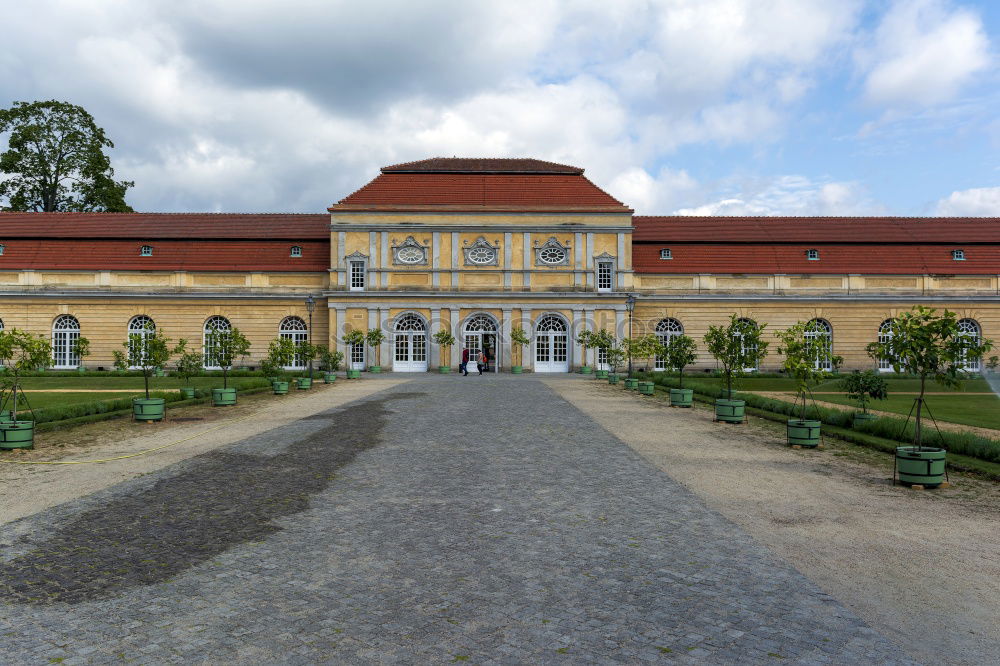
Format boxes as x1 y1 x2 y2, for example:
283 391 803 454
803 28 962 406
597 261 614 292
140 245 153 256
654 318 683 370
806 249 819 260
805 318 833 370
957 319 981 372
279 316 308 369
952 249 965 261
127 315 156 369
877 319 895 372
52 315 81 369
203 315 231 370
290 245 302 258
349 259 367 292
659 248 672 260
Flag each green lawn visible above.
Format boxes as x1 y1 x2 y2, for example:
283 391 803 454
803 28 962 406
12 376 268 391
655 373 991 394
804 393 1000 431
0 391 149 412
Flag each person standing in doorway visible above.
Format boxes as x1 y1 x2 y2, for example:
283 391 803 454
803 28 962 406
478 349 488 375
461 347 470 376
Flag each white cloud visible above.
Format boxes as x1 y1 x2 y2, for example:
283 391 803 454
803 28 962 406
861 0 991 108
673 175 881 216
936 186 1000 216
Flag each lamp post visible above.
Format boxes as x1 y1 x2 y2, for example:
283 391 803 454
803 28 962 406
625 293 636 377
305 295 315 380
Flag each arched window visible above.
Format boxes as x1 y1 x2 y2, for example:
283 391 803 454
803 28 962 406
805 318 833 370
877 319 895 372
52 315 81 368
654 318 683 370
735 317 760 372
203 316 231 368
279 316 308 369
127 315 156 368
957 319 981 372
535 315 569 372
393 314 428 371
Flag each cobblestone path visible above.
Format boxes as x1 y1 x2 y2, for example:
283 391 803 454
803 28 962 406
0 376 913 664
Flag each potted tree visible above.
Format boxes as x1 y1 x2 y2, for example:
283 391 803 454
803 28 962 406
622 335 661 392
704 314 769 424
866 305 994 487
591 329 614 379
776 321 842 447
366 328 386 373
510 326 529 374
263 337 296 394
838 370 888 427
173 339 202 399
295 341 317 389
664 334 698 407
576 330 594 375
605 344 625 385
433 329 456 373
0 328 51 449
112 321 177 422
205 324 251 406
342 330 365 379
315 345 344 383
73 336 91 373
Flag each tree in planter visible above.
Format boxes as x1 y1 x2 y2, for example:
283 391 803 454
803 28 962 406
866 305 994 450
663 334 698 388
776 320 843 421
111 322 177 400
72 336 91 371
576 330 594 371
621 335 663 379
590 328 616 375
432 329 456 370
365 328 386 370
510 327 530 371
838 370 888 421
704 315 769 397
342 329 366 374
205 324 251 390
0 328 52 431
263 337 297 380
605 345 626 378
173 339 203 397
315 344 344 375
295 340 318 379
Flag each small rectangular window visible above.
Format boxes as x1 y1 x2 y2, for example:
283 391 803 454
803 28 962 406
350 261 366 291
660 248 672 260
290 246 302 257
0 244 5 256
952 249 965 261
140 245 153 256
597 261 614 291
806 249 819 260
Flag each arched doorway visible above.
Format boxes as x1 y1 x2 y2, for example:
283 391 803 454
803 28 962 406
535 314 569 372
279 316 308 369
463 314 498 373
393 313 428 372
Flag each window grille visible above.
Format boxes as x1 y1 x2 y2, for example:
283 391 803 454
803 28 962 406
279 316 308 368
350 261 366 290
290 246 302 257
52 315 81 368
660 248 672 260
654 318 683 370
597 261 614 291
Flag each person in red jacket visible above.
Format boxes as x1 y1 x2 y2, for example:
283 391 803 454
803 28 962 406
461 348 470 376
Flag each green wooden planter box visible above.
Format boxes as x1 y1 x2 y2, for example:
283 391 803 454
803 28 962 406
896 446 947 488
607 373 619 385
272 381 289 395
180 387 196 399
0 410 13 422
323 372 336 383
623 377 639 390
638 381 655 395
153 369 167 378
0 421 34 449
369 366 382 374
579 366 593 375
511 365 523 374
347 369 362 379
715 399 745 423
133 397 166 422
297 377 312 390
787 419 821 447
438 366 451 374
595 369 609 379
669 388 693 407
77 366 87 374
212 388 237 406
853 412 878 427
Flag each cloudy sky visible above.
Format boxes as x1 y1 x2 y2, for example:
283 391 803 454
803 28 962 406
2 0 997 216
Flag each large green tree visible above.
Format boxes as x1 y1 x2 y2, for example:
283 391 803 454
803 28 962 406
0 100 133 212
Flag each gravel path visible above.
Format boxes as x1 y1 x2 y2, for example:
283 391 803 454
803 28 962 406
547 378 1000 666
0 375 914 664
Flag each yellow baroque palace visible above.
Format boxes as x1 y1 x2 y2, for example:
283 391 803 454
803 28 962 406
1 157 997 373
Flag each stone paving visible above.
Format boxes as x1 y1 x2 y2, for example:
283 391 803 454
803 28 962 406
0 375 915 664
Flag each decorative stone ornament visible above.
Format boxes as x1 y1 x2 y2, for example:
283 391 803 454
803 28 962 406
463 237 500 266
392 236 429 265
534 237 571 266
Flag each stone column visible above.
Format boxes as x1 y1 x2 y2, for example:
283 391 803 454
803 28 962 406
379 308 390 370
501 308 512 372
430 307 441 368
572 307 584 369
450 308 461 367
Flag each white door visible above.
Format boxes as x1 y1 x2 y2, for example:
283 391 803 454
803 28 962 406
534 315 569 373
393 314 428 372
349 343 365 370
463 315 498 373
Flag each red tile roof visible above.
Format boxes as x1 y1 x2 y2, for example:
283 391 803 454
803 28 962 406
633 216 1000 243
0 213 329 239
381 157 584 174
335 173 630 212
0 239 329 272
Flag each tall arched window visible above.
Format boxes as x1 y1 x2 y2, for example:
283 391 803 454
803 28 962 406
52 315 81 368
805 318 833 370
877 319 895 372
127 315 156 368
654 318 683 370
279 316 308 369
957 318 981 372
535 315 569 372
394 313 428 372
736 317 760 372
203 316 231 369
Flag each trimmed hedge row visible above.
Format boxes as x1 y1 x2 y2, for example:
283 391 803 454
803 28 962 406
643 372 1000 464
1 369 308 378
